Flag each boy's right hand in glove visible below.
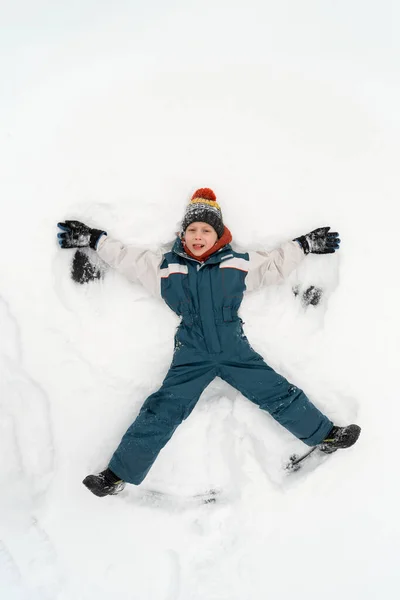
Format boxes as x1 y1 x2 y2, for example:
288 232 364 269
57 220 106 250
294 227 340 255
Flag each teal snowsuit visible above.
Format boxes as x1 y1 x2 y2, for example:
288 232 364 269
104 236 333 485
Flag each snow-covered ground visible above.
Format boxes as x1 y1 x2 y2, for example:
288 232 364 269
1 2 400 599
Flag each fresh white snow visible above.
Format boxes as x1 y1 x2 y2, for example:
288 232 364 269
1 1 399 599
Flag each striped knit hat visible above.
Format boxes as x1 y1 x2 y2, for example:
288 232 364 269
181 188 224 238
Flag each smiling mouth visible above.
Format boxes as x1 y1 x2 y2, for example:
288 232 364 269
193 244 205 249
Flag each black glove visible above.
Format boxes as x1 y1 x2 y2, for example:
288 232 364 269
294 227 340 255
57 220 106 250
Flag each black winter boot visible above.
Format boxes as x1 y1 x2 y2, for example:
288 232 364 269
83 468 125 497
319 424 361 454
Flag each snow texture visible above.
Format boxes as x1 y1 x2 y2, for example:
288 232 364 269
1 1 399 599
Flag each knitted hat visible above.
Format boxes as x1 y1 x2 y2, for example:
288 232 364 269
181 188 224 238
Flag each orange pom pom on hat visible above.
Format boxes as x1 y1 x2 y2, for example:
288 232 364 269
181 188 224 238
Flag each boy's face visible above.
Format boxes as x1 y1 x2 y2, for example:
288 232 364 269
184 222 218 256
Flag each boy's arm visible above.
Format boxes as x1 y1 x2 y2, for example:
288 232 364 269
96 235 163 297
245 227 341 292
246 241 305 292
57 221 163 296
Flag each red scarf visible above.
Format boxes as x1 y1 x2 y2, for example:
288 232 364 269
182 226 233 262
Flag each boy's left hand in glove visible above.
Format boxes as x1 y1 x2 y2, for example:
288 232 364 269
294 227 340 255
57 220 106 249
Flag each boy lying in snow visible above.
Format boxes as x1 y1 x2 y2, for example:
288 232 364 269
57 188 361 497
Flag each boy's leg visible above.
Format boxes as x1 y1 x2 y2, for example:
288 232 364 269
109 361 217 485
218 353 333 446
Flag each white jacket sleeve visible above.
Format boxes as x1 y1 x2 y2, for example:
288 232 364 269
245 240 305 292
96 235 163 297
